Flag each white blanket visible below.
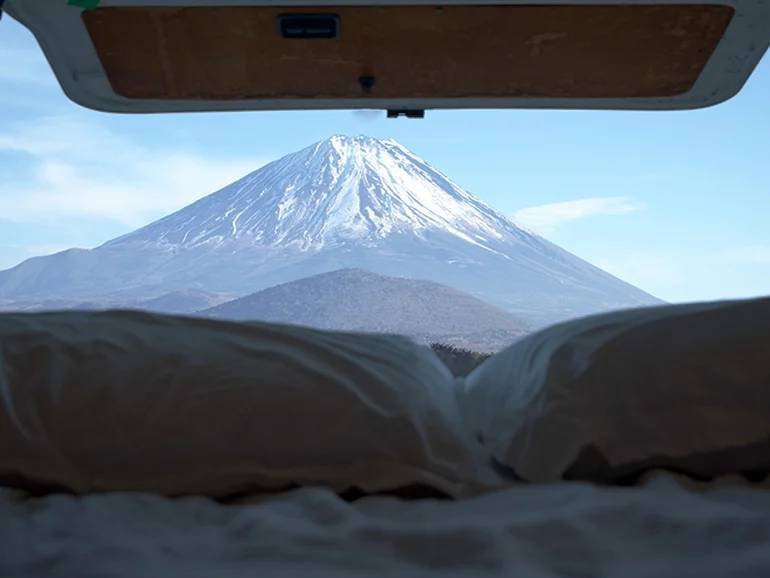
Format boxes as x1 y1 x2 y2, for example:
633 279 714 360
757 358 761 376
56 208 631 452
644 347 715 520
3 476 770 577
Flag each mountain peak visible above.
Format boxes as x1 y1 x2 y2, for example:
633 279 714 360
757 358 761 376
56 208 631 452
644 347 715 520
324 134 399 146
326 133 389 143
311 134 401 157
108 134 517 251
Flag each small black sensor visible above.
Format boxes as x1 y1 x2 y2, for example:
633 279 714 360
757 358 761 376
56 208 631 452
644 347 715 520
278 14 340 39
387 110 426 119
359 76 376 94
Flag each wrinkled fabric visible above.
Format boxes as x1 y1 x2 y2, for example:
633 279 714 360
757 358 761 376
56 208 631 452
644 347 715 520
0 310 480 498
461 297 770 482
3 477 770 578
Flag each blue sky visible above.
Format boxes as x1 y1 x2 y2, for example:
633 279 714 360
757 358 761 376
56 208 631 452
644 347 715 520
1 15 768 303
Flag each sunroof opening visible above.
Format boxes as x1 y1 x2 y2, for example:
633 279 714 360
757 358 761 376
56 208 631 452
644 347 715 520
82 4 734 101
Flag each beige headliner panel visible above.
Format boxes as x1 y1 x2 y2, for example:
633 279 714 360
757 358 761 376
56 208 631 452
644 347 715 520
82 4 734 100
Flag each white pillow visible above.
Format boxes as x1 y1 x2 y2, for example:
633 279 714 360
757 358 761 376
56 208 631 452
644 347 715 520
0 311 479 498
461 298 770 483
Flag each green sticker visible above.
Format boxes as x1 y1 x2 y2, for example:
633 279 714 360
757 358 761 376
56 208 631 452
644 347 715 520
68 0 100 8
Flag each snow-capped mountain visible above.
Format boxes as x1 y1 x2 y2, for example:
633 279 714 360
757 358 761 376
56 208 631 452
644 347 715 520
0 135 660 326
111 135 516 250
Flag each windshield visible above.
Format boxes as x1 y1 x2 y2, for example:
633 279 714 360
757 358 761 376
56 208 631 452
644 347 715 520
1 16 768 365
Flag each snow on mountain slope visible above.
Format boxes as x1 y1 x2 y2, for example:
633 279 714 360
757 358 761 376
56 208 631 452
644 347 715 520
107 134 522 251
0 135 660 326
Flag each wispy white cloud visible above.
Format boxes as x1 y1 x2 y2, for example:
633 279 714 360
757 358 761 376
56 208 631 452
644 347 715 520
0 117 267 227
512 196 642 233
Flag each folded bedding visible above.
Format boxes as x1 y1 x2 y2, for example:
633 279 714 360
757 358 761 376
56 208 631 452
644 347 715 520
461 297 770 484
2 297 770 503
0 310 479 498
